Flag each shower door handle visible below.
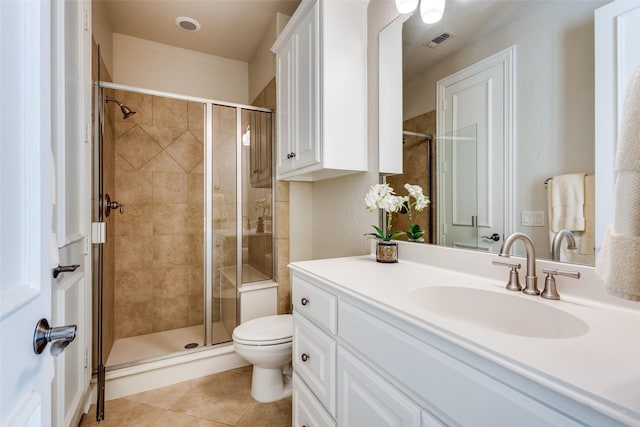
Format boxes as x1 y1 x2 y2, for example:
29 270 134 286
107 201 125 214
104 193 125 216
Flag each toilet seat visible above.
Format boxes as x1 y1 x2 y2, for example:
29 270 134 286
232 314 292 346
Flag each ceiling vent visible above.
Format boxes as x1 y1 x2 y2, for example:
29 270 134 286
423 32 454 48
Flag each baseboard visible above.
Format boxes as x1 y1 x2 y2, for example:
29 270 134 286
86 344 249 403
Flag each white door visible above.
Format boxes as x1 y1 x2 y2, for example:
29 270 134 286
437 47 514 252
1 1 54 425
50 0 93 425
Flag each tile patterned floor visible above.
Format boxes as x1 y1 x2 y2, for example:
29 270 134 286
78 366 292 427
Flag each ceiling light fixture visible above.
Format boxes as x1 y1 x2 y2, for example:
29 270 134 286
420 0 446 24
394 0 419 14
175 16 201 32
395 0 446 24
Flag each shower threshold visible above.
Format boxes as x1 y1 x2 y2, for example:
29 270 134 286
106 322 231 366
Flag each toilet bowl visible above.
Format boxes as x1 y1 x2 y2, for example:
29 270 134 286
232 314 293 403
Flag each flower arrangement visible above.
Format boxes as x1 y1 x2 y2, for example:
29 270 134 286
403 184 431 241
364 183 406 241
364 183 430 242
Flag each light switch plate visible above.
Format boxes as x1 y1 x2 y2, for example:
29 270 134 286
521 211 545 227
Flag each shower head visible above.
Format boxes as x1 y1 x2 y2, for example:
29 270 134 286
105 96 136 119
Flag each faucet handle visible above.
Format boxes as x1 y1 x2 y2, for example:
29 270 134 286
541 268 580 300
492 260 522 291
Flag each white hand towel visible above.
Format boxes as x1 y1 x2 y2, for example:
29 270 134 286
550 173 585 232
597 65 640 300
548 175 595 263
616 65 640 173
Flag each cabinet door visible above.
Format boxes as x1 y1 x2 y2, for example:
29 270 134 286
276 36 294 175
293 374 336 427
337 347 422 427
292 1 320 171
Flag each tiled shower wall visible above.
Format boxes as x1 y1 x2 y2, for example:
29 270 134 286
113 91 205 338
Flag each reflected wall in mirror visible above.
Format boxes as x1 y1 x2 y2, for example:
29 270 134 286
384 0 609 266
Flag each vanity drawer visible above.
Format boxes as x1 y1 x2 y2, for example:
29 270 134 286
292 274 337 334
293 312 336 417
338 300 583 427
293 373 336 427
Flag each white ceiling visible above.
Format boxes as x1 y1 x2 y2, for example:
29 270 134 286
100 0 301 62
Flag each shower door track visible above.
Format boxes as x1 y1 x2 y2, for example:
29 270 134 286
98 82 272 113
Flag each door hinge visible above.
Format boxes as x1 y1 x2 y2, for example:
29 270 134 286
91 222 107 244
442 98 447 111
85 348 89 368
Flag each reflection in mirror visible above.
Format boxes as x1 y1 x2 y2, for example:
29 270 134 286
383 0 607 266
438 125 480 251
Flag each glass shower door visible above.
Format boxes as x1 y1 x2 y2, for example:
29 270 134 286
210 104 238 345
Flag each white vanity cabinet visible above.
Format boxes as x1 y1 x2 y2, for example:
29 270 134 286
292 273 445 426
291 268 631 427
271 0 368 182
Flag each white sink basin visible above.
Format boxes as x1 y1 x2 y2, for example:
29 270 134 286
408 286 589 339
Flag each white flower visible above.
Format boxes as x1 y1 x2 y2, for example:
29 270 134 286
404 183 430 211
365 183 393 211
380 195 407 213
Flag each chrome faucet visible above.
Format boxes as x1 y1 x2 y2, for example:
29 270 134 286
551 229 577 261
498 232 539 295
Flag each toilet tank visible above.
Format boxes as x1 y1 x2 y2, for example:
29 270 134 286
239 281 278 323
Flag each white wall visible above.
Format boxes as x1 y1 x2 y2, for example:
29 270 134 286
249 13 290 103
113 33 249 103
92 0 114 77
403 1 601 257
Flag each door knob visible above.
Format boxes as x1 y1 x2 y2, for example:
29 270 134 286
52 264 80 279
33 318 77 356
481 233 501 242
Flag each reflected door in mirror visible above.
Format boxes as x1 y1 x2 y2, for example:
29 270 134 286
437 48 514 252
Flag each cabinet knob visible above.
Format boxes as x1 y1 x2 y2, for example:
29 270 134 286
301 353 310 362
301 297 309 306
287 152 296 159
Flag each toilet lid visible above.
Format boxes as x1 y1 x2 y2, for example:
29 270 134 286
232 314 293 345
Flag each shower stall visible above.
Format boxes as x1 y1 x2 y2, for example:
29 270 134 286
92 82 274 416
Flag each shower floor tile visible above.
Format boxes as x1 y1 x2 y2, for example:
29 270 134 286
78 366 292 427
107 322 231 366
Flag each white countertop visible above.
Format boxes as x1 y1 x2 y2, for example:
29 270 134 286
289 246 640 425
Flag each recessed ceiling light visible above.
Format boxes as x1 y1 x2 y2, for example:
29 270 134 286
175 16 201 32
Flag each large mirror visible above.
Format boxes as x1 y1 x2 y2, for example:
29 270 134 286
383 0 610 266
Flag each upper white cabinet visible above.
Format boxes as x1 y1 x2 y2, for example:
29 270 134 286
272 0 368 181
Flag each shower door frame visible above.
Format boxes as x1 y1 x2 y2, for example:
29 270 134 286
96 81 275 351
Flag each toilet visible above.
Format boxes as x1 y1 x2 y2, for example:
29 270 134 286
232 314 293 403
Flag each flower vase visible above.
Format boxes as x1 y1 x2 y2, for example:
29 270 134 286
376 240 398 263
